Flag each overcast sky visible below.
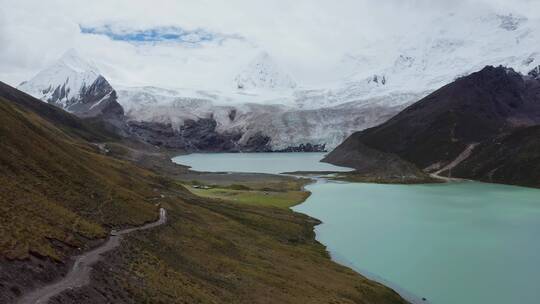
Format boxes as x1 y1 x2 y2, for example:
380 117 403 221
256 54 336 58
1 0 539 89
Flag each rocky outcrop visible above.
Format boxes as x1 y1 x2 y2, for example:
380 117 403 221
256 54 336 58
242 132 272 152
529 65 540 79
277 143 326 152
127 118 273 152
68 76 124 119
61 76 127 136
126 116 334 153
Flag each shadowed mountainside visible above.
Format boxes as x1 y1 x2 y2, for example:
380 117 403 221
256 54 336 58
325 66 540 187
451 125 540 188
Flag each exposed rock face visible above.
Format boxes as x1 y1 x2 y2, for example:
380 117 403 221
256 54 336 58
127 117 333 153
68 76 124 119
242 132 272 152
127 118 272 152
325 66 540 187
60 76 127 136
117 85 409 152
276 143 326 152
529 65 540 79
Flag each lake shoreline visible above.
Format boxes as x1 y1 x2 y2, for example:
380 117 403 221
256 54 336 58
173 151 540 304
295 179 540 304
172 152 421 304
299 179 431 304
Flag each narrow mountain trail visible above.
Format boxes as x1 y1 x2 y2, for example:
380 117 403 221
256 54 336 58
430 143 478 182
18 208 167 304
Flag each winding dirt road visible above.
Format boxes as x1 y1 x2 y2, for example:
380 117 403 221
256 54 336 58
18 208 167 304
430 143 478 182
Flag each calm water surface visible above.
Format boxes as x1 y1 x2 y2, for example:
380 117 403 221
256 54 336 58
173 152 352 174
174 153 540 304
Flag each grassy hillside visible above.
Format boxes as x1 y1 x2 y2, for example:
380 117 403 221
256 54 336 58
51 189 407 304
0 82 162 261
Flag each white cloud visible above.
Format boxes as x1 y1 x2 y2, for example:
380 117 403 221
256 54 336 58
0 0 538 89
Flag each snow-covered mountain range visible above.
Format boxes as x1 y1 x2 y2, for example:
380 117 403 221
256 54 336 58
116 85 406 150
17 12 540 151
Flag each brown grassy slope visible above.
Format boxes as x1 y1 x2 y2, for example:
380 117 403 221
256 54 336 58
125 196 407 304
0 84 163 261
43 144 409 304
52 190 408 304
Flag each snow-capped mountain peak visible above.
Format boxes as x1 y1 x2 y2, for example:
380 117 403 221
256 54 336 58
234 52 297 91
57 48 100 74
18 49 101 109
18 49 124 119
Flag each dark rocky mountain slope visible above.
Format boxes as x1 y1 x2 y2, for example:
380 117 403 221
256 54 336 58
325 66 540 187
127 118 274 152
66 75 125 120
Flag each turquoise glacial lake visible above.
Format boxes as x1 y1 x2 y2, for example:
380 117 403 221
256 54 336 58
173 152 352 174
174 153 540 304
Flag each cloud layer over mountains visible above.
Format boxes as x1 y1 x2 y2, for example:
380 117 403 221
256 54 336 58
1 0 539 89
